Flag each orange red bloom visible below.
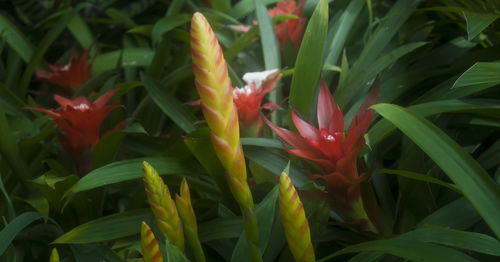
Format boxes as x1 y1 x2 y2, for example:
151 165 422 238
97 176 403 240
269 0 306 50
233 69 281 136
36 48 92 91
26 89 122 172
263 80 379 200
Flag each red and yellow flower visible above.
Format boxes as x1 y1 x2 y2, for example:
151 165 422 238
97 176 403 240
268 0 306 50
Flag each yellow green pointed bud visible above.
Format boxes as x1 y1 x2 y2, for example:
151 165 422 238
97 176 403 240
175 178 206 262
141 221 163 262
142 161 184 252
49 248 59 262
279 172 315 262
190 12 261 262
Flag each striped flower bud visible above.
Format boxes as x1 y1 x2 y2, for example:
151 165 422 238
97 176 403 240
49 248 60 262
142 161 184 252
279 172 315 262
190 12 262 262
141 221 163 262
175 178 206 262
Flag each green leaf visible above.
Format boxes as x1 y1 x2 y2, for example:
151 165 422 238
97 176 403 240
0 106 30 182
372 103 500 239
0 14 34 62
151 14 191 44
0 176 15 219
463 11 499 40
323 0 365 80
365 99 500 153
453 61 500 89
19 8 78 96
92 48 154 74
140 72 196 133
334 0 421 108
230 0 280 19
231 186 279 262
211 0 231 12
397 226 500 256
164 238 190 262
254 0 280 70
53 209 153 244
419 197 481 230
0 212 42 256
240 137 282 149
318 239 478 262
199 218 242 242
67 14 94 48
289 0 328 119
378 169 461 194
66 157 201 194
243 147 309 187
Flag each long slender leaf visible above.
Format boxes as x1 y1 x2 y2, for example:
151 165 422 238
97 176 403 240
230 0 280 19
378 168 461 193
372 103 500 238
0 212 42 256
463 11 499 40
318 239 478 262
92 48 154 74
53 209 153 244
66 157 201 194
289 0 328 119
0 15 34 62
419 197 481 230
140 72 196 133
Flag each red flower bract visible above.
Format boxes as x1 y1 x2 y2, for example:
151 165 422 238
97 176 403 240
25 89 122 160
233 70 281 130
269 0 306 50
263 79 379 199
36 48 92 91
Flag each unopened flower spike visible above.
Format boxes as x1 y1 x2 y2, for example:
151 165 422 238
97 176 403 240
141 221 164 262
142 161 184 252
49 248 60 262
279 171 315 262
190 12 262 262
175 178 206 262
36 46 93 92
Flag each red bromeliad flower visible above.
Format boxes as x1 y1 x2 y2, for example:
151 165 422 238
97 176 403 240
228 0 306 50
36 48 92 91
269 0 306 50
233 69 281 136
25 89 122 174
263 80 379 201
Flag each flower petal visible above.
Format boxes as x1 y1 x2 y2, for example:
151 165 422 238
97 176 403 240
317 79 343 133
93 88 118 108
291 107 320 144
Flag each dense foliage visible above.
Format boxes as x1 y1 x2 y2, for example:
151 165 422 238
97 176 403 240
1 0 500 261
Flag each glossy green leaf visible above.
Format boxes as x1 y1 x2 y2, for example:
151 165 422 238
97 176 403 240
231 186 279 262
0 212 42 256
463 11 499 40
254 0 280 70
66 157 201 194
67 14 93 48
230 0 280 19
365 99 500 153
241 137 282 149
323 0 365 80
92 48 154 74
378 169 461 194
419 197 481 230
334 0 421 108
151 14 191 44
0 14 34 62
453 61 500 89
318 239 477 262
53 209 153 244
397 226 500 256
140 72 196 133
372 103 500 238
19 8 78 96
199 218 242 242
289 0 328 119
0 106 30 181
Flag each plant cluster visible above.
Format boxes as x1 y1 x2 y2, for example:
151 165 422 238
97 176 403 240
1 0 500 261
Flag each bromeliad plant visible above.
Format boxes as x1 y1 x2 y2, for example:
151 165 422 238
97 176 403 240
264 80 380 233
3 0 500 261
